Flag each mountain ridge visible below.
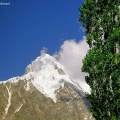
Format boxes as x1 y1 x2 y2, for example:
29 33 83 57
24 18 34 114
1 53 85 102
0 53 95 120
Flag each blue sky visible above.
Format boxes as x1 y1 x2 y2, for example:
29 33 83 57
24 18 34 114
0 0 85 81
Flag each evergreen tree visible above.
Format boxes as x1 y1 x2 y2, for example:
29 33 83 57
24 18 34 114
79 0 120 120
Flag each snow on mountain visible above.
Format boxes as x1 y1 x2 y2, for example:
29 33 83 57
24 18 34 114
0 53 95 120
0 53 88 102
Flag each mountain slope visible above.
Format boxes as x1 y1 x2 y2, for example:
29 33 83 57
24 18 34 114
0 54 94 120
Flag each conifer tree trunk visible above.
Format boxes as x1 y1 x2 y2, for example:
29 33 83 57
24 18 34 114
79 0 120 119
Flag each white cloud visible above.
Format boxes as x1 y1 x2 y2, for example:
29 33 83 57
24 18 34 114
53 36 90 92
40 47 48 56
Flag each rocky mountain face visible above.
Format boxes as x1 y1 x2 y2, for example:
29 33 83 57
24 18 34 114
0 54 95 120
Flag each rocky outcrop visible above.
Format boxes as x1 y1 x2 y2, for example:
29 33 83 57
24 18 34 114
0 79 95 120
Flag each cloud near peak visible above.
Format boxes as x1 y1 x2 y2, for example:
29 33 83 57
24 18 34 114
53 36 90 92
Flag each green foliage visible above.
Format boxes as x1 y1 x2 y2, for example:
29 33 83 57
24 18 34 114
79 0 120 120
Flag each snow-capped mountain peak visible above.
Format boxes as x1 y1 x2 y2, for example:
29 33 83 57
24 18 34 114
1 54 84 102
26 54 83 102
24 53 65 74
0 54 94 120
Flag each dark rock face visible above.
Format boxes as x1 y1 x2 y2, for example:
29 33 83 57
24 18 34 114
54 65 66 75
0 79 95 120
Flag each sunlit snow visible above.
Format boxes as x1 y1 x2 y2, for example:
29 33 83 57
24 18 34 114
0 54 90 102
3 86 12 119
14 104 23 113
